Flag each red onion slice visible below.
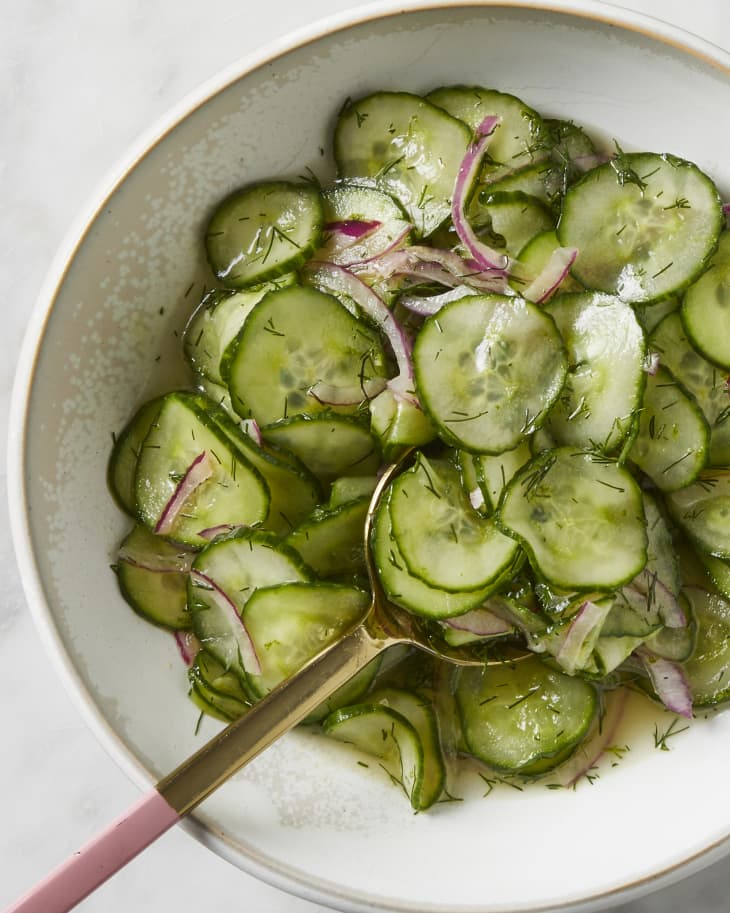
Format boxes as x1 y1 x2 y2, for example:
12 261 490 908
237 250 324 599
442 607 513 637
155 451 214 536
324 218 382 239
451 115 511 273
638 649 693 718
365 245 509 292
190 569 261 675
174 630 200 667
521 246 578 304
197 523 244 541
399 285 478 316
556 599 612 674
240 418 262 446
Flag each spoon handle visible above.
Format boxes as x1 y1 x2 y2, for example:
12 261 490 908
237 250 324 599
4 624 386 913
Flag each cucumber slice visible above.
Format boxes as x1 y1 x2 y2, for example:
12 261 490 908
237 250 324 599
334 92 471 237
285 497 369 577
427 86 551 181
134 393 269 547
318 184 412 265
183 285 275 385
498 448 647 590
681 232 730 370
469 190 554 259
699 552 730 600
649 312 730 466
558 152 722 303
262 413 380 484
544 292 645 452
473 439 532 512
368 386 437 463
205 181 323 288
323 695 442 811
413 294 567 453
227 284 388 426
115 524 193 630
304 658 381 724
372 490 501 618
243 582 369 698
667 471 730 559
108 397 163 515
455 656 598 774
388 455 520 592
329 475 377 508
194 394 321 535
189 529 311 681
509 229 583 295
188 652 251 722
368 687 445 809
682 585 730 706
629 366 709 491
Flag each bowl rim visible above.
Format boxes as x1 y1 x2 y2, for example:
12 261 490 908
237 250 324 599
8 2 730 912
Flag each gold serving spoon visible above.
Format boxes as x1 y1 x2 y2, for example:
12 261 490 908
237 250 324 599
5 452 493 913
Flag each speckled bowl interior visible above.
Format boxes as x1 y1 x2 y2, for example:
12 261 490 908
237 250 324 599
10 2 730 912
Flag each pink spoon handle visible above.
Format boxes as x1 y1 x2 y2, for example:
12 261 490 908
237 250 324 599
4 789 180 913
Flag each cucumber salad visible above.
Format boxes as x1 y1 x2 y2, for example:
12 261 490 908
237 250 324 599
109 86 730 810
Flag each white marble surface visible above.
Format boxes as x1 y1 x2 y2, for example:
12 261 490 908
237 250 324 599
2 1 730 911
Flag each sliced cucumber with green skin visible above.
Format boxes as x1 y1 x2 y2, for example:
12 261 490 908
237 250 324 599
426 85 551 182
368 386 436 463
188 652 251 722
473 439 532 513
629 365 709 492
634 296 679 335
193 393 321 535
681 232 730 370
455 656 598 774
468 190 554 260
226 284 388 426
643 492 681 597
329 475 378 508
317 184 412 265
667 471 730 559
558 152 723 303
388 455 520 592
544 292 645 452
304 658 381 725
205 181 323 288
184 284 282 384
413 294 567 454
368 687 445 809
243 582 370 699
372 490 504 618
334 92 471 238
285 497 369 577
649 312 730 466
134 392 269 547
108 397 163 515
682 584 730 706
189 529 312 680
509 229 583 294
498 448 647 590
699 552 730 600
115 524 193 630
323 694 442 811
262 413 380 483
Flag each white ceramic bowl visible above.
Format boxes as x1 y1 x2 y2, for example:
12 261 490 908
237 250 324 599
9 2 730 911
